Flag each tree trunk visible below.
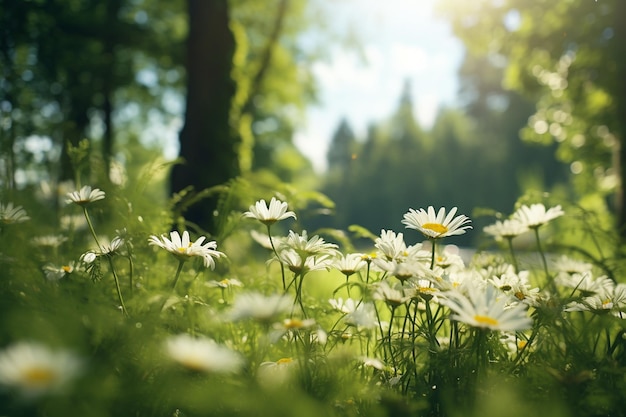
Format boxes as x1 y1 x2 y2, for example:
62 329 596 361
171 0 238 236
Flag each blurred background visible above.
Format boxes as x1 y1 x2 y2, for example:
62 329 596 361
1 0 624 247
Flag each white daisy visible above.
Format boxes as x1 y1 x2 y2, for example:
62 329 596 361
373 280 412 308
343 302 379 329
276 249 333 274
331 253 367 277
42 262 76 282
279 230 338 257
65 185 106 206
0 202 30 224
227 292 291 323
402 206 472 239
375 230 408 261
0 342 82 398
483 218 529 241
243 197 296 226
148 230 225 269
440 284 533 331
166 334 243 373
513 203 564 228
32 234 67 248
328 297 359 314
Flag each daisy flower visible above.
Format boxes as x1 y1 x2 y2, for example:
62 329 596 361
483 218 529 241
227 292 291 323
276 249 333 274
0 342 82 398
32 234 67 248
344 302 379 329
329 297 359 314
166 334 243 373
243 197 296 226
279 230 338 257
373 280 412 308
42 262 76 282
0 202 30 224
440 284 533 332
402 206 472 239
513 203 564 228
331 253 367 277
148 230 225 269
375 230 408 261
65 185 106 206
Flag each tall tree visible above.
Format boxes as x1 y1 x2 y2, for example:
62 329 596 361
170 0 237 235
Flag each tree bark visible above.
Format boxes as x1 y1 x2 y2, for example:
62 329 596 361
171 0 238 235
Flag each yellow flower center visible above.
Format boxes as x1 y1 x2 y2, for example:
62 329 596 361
602 299 613 309
276 357 293 365
422 223 448 235
23 367 57 386
283 319 305 329
474 315 499 327
518 340 528 350
62 265 72 273
514 291 526 300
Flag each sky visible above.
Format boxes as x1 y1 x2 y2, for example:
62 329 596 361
294 0 464 172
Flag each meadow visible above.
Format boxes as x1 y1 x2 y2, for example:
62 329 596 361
1 174 626 417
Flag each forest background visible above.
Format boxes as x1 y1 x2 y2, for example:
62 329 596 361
2 0 626 250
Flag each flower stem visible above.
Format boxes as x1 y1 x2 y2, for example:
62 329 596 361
172 260 186 292
266 224 286 291
430 239 437 270
533 227 556 294
506 236 519 273
107 256 128 317
82 206 102 250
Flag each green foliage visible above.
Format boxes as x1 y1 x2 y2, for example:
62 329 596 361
438 0 626 238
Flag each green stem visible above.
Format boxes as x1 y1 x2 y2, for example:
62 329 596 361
266 224 286 291
82 206 103 250
107 256 128 317
172 260 186 291
506 236 519 273
388 305 397 376
533 227 556 294
430 239 437 270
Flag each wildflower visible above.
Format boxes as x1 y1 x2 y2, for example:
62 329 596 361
279 230 338 258
375 230 408 261
42 262 76 282
483 218 529 241
277 249 333 274
65 185 106 206
0 342 82 398
344 302 379 329
565 281 626 317
243 197 296 226
360 356 386 371
258 357 296 386
227 292 291 323
0 202 30 224
32 235 67 248
331 253 367 277
407 278 441 301
206 278 243 289
513 203 564 229
166 334 243 373
435 247 466 271
402 206 472 239
440 284 533 331
148 230 225 269
329 297 359 314
553 255 593 277
557 272 613 297
373 281 411 308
